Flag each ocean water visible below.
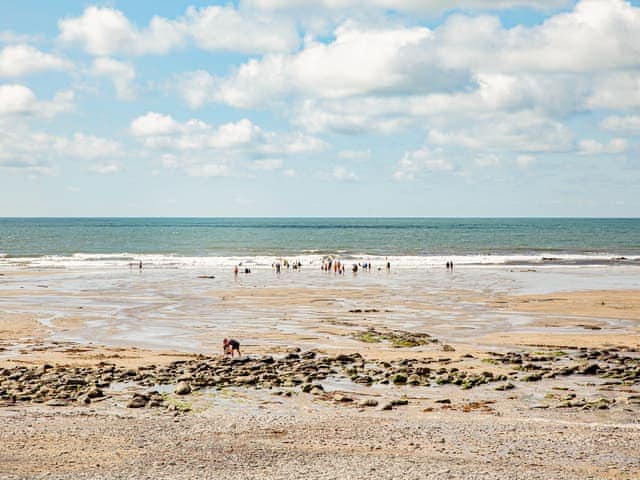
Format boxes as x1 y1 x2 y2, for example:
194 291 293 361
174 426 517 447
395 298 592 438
0 217 639 269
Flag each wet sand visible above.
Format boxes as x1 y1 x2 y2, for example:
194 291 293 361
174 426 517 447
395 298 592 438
1 265 639 479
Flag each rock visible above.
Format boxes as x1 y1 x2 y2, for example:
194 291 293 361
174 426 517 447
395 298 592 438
45 398 69 407
358 399 379 407
495 383 515 391
127 396 148 408
381 402 394 410
407 374 421 385
354 375 373 384
333 393 353 403
86 387 104 398
579 363 600 375
435 398 451 404
391 373 407 385
175 382 191 395
390 398 409 406
442 344 456 352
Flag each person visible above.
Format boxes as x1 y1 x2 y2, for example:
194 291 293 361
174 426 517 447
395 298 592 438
223 338 241 357
139 260 143 270
233 265 239 276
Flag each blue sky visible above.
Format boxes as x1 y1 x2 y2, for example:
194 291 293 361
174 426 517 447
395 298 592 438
0 0 639 216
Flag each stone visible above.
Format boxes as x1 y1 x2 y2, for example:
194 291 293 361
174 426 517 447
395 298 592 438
127 396 148 408
333 393 353 402
358 399 379 407
86 387 104 398
45 398 69 407
407 374 421 385
442 344 456 352
391 373 407 385
175 382 191 395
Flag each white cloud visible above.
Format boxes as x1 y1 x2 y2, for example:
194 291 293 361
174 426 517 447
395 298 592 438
242 0 569 14
0 84 75 117
601 115 640 132
578 138 627 155
586 73 640 109
130 112 325 177
426 111 573 153
0 44 71 76
392 147 454 181
174 21 438 108
332 165 358 181
181 6 299 54
58 6 182 56
55 133 122 160
0 84 37 114
91 58 136 100
0 123 122 176
131 112 325 156
131 112 179 136
58 5 297 56
181 0 640 114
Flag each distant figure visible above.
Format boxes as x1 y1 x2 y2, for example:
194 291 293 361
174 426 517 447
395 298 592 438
450 260 454 270
244 267 251 274
233 265 239 276
139 260 142 270
386 260 391 270
275 262 281 275
446 261 450 270
223 338 241 357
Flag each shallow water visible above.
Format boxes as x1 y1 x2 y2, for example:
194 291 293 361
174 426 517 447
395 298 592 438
1 264 638 353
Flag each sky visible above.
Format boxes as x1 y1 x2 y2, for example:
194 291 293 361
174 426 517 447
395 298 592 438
0 0 639 217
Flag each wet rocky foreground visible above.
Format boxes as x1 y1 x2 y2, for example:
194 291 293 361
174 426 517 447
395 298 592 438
2 345 640 413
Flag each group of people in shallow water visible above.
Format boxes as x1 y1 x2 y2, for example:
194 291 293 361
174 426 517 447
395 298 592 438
272 259 302 275
320 258 380 274
231 257 455 276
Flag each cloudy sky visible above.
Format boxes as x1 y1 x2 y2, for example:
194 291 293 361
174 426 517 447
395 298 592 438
1 0 639 216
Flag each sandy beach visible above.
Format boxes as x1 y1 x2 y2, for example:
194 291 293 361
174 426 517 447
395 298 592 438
0 265 639 479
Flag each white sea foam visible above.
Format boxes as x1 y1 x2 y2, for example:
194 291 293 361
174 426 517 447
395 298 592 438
0 252 637 270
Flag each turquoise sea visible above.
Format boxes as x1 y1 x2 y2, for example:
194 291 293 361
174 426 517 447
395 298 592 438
0 218 639 268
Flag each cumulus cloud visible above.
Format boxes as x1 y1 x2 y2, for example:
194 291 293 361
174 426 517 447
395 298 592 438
578 138 628 155
242 0 569 14
178 0 640 114
392 147 454 181
91 58 136 100
130 112 325 177
601 115 640 132
0 84 75 117
58 5 298 56
173 21 446 108
0 44 72 76
427 111 573 153
0 124 122 176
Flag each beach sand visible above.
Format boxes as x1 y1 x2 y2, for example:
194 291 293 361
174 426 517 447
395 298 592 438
1 266 639 479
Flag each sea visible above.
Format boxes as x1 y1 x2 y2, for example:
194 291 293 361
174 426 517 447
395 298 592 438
0 217 639 269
